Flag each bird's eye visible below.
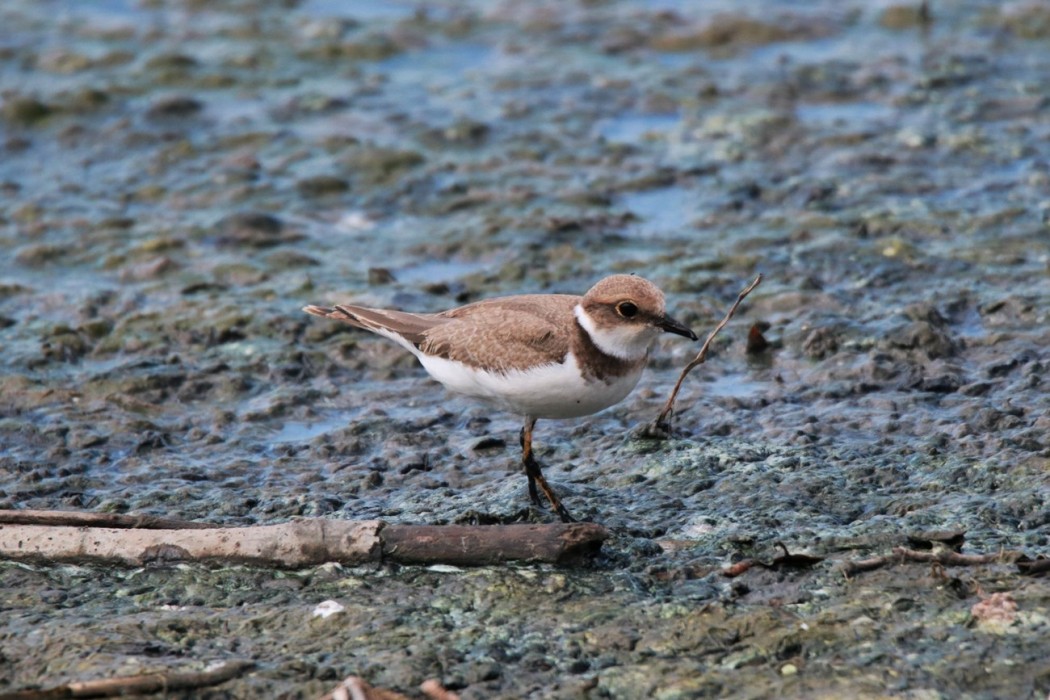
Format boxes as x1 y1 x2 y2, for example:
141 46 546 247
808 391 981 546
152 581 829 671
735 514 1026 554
616 301 639 318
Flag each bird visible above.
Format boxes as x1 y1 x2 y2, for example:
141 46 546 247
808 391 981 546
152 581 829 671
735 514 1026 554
303 274 697 522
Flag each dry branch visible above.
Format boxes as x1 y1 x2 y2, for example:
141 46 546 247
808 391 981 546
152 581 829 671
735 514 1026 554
838 555 894 577
646 273 762 435
381 523 607 566
0 660 253 700
721 559 756 578
839 547 1027 577
0 511 608 568
0 519 383 568
891 546 1020 566
1018 557 1050 576
0 509 218 530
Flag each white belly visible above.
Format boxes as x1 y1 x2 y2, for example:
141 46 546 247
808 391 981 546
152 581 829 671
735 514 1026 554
417 351 644 419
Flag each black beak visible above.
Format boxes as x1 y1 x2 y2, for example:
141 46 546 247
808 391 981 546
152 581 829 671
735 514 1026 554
658 314 698 341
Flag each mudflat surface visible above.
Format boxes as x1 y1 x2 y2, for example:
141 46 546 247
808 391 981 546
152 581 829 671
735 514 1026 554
1 1 1048 698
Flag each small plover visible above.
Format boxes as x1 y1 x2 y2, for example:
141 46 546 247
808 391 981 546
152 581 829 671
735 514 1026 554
304 274 697 522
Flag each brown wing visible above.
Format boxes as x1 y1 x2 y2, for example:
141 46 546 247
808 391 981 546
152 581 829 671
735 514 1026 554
420 304 574 373
303 304 449 346
305 292 580 368
440 293 580 326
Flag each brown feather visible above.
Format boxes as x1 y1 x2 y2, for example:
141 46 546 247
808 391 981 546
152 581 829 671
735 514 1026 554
332 305 449 346
303 275 678 379
420 306 573 373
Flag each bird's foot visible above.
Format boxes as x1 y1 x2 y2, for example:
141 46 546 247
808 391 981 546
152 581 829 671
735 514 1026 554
554 503 577 523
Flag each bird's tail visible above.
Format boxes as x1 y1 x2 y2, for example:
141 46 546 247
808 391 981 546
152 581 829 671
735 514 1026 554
303 304 361 326
302 303 446 349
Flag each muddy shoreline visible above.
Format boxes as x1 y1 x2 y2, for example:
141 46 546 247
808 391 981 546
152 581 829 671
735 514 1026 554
2 1 1049 698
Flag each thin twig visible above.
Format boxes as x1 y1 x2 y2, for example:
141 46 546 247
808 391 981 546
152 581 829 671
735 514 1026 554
891 547 1020 566
838 555 894 577
651 273 763 431
0 661 254 700
721 559 756 578
839 547 1026 578
0 509 218 530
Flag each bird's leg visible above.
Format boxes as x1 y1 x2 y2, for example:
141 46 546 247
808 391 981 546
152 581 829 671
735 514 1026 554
521 417 576 523
520 422 541 507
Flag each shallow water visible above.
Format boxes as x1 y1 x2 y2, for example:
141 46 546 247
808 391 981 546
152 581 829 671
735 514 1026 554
2 0 1049 697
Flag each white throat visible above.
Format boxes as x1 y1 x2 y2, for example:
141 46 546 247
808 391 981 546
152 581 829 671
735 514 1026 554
574 304 655 361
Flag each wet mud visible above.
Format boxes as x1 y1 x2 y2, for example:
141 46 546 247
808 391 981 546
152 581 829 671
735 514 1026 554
1 1 1048 698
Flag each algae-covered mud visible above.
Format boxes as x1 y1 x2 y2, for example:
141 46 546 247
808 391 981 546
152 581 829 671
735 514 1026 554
2 0 1049 697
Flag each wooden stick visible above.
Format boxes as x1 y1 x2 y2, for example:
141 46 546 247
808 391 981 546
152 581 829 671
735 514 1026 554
890 547 1020 566
0 509 218 530
0 660 253 700
380 523 608 566
0 511 609 568
1018 557 1050 576
650 273 763 433
839 547 1026 577
838 555 894 577
0 519 384 568
721 559 756 578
